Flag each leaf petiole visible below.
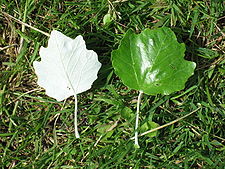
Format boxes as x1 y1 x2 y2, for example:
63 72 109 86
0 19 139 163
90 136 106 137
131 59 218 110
74 94 80 138
134 90 143 148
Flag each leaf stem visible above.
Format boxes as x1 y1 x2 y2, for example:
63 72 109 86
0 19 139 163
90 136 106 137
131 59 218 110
74 94 80 138
134 90 143 148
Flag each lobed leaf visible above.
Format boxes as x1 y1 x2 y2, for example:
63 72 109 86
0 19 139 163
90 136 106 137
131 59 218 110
112 27 196 95
33 30 101 101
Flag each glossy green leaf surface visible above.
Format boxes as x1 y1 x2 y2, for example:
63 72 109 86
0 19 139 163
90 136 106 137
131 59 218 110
112 27 196 95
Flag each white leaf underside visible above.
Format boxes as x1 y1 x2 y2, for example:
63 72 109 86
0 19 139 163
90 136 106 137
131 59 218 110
33 30 101 101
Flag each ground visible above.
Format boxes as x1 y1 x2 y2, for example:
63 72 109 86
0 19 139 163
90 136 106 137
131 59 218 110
0 0 225 168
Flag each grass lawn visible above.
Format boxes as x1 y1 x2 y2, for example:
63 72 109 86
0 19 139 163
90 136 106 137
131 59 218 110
0 0 224 168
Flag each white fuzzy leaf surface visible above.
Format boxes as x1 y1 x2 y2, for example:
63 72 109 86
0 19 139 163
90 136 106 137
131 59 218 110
33 30 101 101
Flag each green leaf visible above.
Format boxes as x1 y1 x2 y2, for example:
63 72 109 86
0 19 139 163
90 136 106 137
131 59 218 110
97 124 112 134
120 106 134 121
111 27 196 95
140 121 159 138
103 13 112 25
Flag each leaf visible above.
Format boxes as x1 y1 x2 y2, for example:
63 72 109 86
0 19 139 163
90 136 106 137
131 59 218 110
33 30 101 138
121 106 134 121
33 30 101 101
111 27 196 95
140 121 159 138
103 13 112 25
111 27 196 147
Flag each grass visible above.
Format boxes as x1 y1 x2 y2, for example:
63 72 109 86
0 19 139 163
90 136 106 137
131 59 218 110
0 0 225 168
